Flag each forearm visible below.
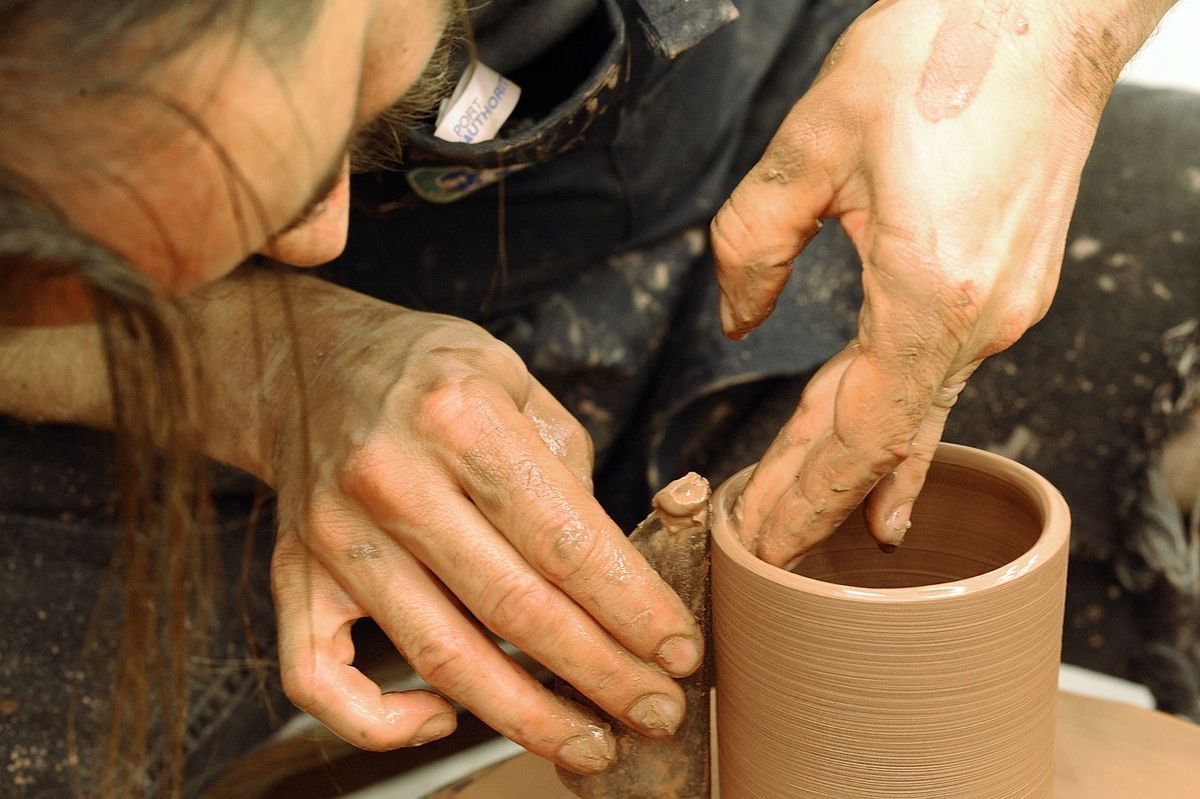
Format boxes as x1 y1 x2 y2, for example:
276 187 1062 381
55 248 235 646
1043 0 1180 116
178 265 423 481
1069 0 1180 40
0 273 272 474
0 266 394 480
0 322 112 428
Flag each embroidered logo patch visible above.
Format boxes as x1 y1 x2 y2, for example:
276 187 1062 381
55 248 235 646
406 163 532 204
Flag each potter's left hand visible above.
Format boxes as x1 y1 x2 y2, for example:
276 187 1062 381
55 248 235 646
710 0 1174 565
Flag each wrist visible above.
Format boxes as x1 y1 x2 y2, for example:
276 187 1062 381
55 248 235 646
1038 0 1179 117
183 267 429 487
179 266 307 483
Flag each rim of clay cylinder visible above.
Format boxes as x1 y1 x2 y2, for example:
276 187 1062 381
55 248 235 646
710 442 1070 603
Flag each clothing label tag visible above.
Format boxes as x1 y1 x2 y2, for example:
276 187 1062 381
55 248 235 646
434 62 521 145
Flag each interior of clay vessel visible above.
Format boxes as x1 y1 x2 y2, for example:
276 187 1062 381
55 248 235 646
790 458 1045 588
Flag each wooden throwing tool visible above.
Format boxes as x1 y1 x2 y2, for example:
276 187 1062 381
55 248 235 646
556 472 714 799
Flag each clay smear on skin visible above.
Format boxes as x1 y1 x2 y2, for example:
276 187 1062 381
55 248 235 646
916 0 1013 122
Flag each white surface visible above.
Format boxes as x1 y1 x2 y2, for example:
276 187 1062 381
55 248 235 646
346 736 525 799
1057 663 1156 709
1120 0 1200 92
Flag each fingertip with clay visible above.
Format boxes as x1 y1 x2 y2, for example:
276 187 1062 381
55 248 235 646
878 500 914 551
626 692 686 739
655 633 703 677
556 724 617 774
718 283 781 341
714 250 806 341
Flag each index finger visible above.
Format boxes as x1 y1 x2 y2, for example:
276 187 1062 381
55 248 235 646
434 379 704 677
743 340 937 567
710 97 848 340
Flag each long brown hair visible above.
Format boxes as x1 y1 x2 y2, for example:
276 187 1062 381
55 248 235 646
0 2 317 795
1 1 469 794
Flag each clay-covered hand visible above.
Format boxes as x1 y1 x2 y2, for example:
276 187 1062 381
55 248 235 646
218 275 701 772
710 0 1169 565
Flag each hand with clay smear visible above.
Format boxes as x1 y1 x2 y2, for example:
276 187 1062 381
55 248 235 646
196 273 702 774
710 0 1176 566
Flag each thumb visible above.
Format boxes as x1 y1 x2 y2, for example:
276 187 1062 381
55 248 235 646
710 108 844 339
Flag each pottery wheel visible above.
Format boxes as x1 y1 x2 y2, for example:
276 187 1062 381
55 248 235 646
424 691 1200 798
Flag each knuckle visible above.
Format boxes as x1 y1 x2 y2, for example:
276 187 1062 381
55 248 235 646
934 278 986 337
711 199 753 270
537 523 603 583
476 337 525 376
878 434 915 466
303 502 371 557
280 656 322 714
621 605 655 637
417 374 500 438
498 703 554 746
834 421 910 476
777 107 847 185
337 437 411 513
480 575 553 637
933 279 1039 362
407 634 476 696
425 332 528 395
714 193 793 269
591 666 628 697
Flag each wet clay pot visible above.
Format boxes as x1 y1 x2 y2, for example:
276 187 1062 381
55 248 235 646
711 443 1070 799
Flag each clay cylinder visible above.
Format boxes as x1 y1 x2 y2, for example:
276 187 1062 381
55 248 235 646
711 443 1069 799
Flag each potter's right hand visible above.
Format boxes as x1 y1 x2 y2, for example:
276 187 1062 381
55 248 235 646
230 275 701 773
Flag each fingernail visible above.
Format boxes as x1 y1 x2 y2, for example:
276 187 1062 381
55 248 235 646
883 501 914 547
557 727 615 774
656 635 702 676
411 713 457 746
627 693 684 737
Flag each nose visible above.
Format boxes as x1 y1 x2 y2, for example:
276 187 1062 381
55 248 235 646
259 160 351 267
